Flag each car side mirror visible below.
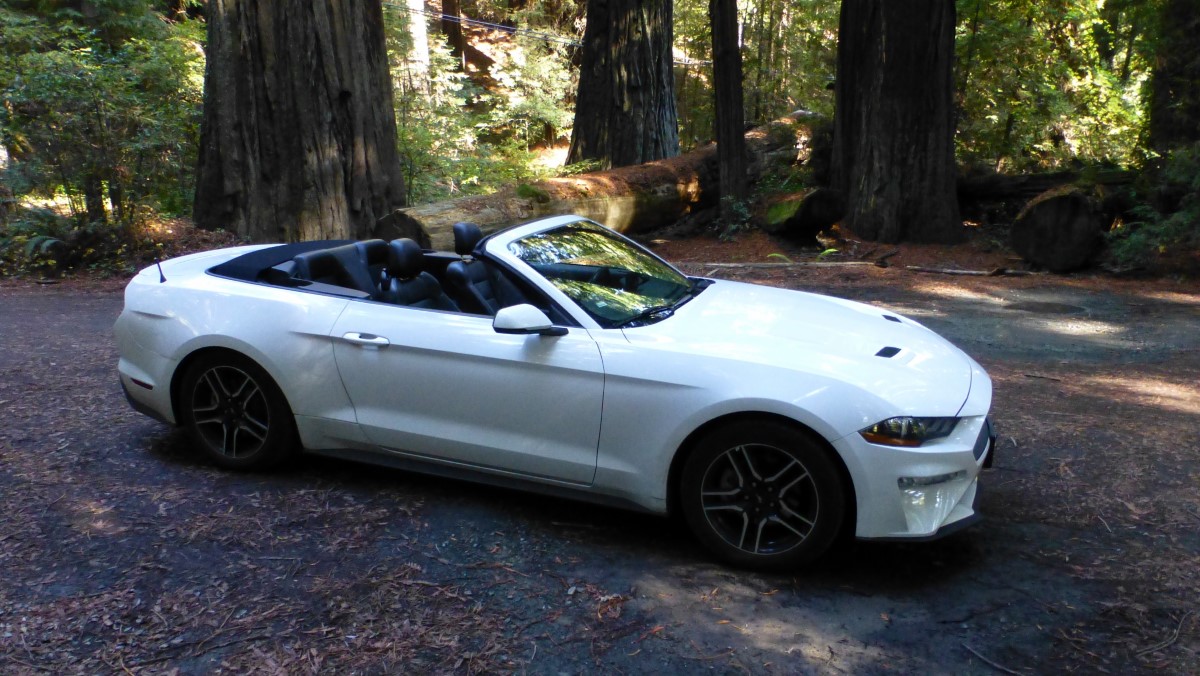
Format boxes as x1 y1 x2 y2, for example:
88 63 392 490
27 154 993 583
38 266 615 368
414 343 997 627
493 304 568 336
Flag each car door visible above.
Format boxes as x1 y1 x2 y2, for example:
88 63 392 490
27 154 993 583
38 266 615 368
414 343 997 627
330 301 604 485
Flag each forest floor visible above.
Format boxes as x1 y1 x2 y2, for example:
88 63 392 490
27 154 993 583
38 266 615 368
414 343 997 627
1 227 1198 674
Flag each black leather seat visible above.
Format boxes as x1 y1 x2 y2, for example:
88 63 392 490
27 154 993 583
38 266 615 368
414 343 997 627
379 239 459 311
445 222 520 315
356 239 389 291
292 244 378 297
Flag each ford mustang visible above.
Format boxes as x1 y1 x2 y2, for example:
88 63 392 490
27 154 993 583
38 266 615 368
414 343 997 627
115 215 994 569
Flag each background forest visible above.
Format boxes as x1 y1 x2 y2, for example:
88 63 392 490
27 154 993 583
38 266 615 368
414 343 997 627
0 0 1196 275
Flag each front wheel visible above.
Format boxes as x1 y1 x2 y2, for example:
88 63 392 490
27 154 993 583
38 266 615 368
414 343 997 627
680 421 845 570
179 353 296 471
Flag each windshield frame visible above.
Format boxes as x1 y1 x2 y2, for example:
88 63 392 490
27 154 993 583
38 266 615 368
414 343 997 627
483 216 697 330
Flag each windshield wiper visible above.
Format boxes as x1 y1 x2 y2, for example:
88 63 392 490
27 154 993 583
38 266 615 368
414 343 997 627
617 283 704 328
616 304 674 328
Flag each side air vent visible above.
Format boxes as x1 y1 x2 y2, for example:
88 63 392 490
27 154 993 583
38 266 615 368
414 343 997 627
875 346 901 358
883 315 902 323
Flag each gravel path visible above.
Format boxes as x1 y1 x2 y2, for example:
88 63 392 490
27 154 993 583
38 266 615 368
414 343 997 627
1 271 1197 674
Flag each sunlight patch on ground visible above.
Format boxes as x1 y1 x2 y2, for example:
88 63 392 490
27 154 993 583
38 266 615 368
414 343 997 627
1137 290 1200 306
1080 375 1200 416
1027 316 1124 338
532 143 568 170
908 280 1006 305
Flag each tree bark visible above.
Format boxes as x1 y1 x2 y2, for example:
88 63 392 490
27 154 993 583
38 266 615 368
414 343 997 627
567 0 679 169
194 0 406 242
397 113 812 250
831 0 961 243
83 172 107 225
442 0 467 71
1149 0 1200 153
709 0 748 218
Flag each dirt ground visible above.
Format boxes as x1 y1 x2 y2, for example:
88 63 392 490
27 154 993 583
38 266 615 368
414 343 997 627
1 231 1198 674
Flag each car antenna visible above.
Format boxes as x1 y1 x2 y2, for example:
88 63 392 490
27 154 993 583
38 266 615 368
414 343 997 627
154 246 166 283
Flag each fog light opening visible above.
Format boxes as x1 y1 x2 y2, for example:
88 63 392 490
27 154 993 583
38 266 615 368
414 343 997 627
897 470 966 489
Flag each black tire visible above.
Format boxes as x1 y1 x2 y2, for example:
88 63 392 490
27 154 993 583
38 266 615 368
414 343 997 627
178 352 297 471
680 420 845 570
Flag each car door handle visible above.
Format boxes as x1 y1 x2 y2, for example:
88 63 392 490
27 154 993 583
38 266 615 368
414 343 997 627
342 332 390 348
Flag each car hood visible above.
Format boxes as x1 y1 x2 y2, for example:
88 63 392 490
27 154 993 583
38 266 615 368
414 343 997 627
623 280 975 416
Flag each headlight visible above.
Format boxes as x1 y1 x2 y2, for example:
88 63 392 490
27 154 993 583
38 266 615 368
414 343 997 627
859 417 959 447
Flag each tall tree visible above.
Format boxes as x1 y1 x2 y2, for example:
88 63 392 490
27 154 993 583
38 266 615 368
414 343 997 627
194 0 406 242
709 0 747 217
1149 0 1200 154
567 0 679 169
831 0 960 243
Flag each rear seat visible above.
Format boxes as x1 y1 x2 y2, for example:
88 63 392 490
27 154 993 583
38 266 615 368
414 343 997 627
292 243 379 297
356 239 389 290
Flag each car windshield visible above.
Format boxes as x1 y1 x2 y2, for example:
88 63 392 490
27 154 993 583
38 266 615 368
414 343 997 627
508 221 695 328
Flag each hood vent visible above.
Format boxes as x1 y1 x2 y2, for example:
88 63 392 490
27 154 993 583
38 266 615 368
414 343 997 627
875 346 901 358
883 315 902 323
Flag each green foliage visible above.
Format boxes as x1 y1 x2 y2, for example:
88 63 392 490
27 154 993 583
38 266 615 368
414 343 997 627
717 195 753 241
515 183 551 202
384 5 576 205
955 0 1156 171
1108 142 1200 269
674 0 838 150
0 1 204 224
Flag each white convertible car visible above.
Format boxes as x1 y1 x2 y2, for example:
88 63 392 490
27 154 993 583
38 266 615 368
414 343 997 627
116 215 994 569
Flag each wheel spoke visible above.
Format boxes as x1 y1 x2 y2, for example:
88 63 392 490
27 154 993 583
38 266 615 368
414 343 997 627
238 418 267 442
772 461 812 497
770 514 810 540
735 512 750 551
733 445 763 481
780 502 816 527
228 374 252 400
193 414 224 426
752 518 768 553
703 503 745 514
204 370 232 398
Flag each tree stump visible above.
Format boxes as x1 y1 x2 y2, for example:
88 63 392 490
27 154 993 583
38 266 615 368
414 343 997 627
761 188 845 244
1011 186 1105 273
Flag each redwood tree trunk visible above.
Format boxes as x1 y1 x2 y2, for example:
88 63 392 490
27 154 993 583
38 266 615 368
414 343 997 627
1149 0 1200 153
709 0 747 217
194 0 406 242
567 0 679 169
441 0 466 71
831 0 961 243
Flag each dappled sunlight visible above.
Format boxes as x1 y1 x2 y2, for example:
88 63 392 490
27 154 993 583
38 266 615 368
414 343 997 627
1079 374 1200 416
1025 316 1125 338
1137 290 1200 306
72 499 128 536
908 280 1007 305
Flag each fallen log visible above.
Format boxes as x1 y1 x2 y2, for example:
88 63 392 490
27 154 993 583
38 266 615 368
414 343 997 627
383 112 816 250
958 168 1132 203
698 261 877 269
905 266 1039 277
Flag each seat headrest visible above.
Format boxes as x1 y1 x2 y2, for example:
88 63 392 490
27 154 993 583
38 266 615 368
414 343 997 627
356 239 388 265
453 222 483 256
387 238 424 280
293 249 341 280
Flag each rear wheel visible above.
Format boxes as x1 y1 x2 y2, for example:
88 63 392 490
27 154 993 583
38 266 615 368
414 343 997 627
680 420 845 570
179 353 296 470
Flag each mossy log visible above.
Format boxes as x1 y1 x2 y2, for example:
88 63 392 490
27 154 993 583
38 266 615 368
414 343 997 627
382 112 815 250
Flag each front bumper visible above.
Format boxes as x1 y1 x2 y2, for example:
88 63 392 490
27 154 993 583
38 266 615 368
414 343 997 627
837 415 995 540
